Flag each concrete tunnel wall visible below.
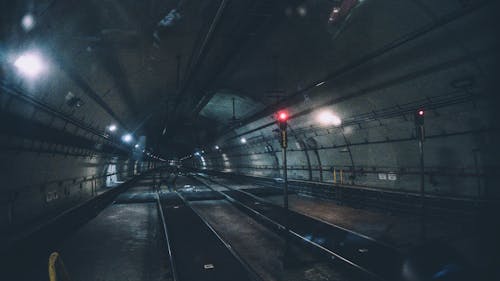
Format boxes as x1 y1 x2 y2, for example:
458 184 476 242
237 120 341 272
194 90 498 199
0 149 151 233
0 0 498 235
0 81 156 233
195 72 499 198
186 1 500 199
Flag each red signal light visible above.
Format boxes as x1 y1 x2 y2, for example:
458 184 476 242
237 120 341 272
418 110 424 116
277 111 289 122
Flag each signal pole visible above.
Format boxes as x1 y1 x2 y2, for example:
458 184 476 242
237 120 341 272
277 110 290 266
415 109 426 241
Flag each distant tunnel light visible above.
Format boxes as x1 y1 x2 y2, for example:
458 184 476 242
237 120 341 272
21 14 35 31
14 52 46 78
297 5 307 17
318 110 342 126
107 124 117 132
122 134 133 143
134 144 139 148
240 137 247 144
214 145 220 150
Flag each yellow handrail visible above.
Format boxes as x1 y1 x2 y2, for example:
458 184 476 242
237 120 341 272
48 252 72 281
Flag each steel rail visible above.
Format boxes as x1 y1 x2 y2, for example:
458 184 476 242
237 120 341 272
198 170 492 222
155 192 179 281
176 191 264 281
190 174 403 281
156 190 262 281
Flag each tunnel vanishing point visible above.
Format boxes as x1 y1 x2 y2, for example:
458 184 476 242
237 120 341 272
1 1 500 281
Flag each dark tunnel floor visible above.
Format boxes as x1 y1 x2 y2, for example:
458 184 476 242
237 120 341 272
57 185 171 281
205 175 482 271
176 176 352 281
190 199 348 281
265 195 479 261
11 173 487 281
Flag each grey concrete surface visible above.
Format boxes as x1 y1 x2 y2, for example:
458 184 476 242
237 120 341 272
58 202 171 281
264 194 480 267
190 199 350 281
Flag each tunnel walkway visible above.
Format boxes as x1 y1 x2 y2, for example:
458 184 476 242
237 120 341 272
57 179 170 281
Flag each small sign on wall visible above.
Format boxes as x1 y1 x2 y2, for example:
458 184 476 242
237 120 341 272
378 173 387 180
46 191 59 203
387 173 397 181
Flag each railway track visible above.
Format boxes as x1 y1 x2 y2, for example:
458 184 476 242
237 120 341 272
206 171 485 221
155 190 262 281
191 174 404 281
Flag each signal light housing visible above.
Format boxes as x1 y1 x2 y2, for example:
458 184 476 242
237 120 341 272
415 109 425 126
278 111 288 122
415 109 425 141
276 110 289 131
276 110 289 148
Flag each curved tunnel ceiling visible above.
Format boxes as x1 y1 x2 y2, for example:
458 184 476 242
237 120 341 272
1 0 499 163
1 2 500 277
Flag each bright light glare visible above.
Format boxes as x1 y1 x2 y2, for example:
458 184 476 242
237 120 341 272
318 111 342 126
21 14 35 31
214 145 220 150
240 137 247 144
134 144 139 148
14 52 46 78
278 111 288 121
122 134 133 143
108 124 117 132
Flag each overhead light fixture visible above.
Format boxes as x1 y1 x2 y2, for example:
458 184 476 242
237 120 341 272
317 110 342 126
214 145 220 150
134 144 139 148
240 137 247 144
297 5 307 17
107 124 117 132
122 134 133 143
14 51 47 78
21 14 35 31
